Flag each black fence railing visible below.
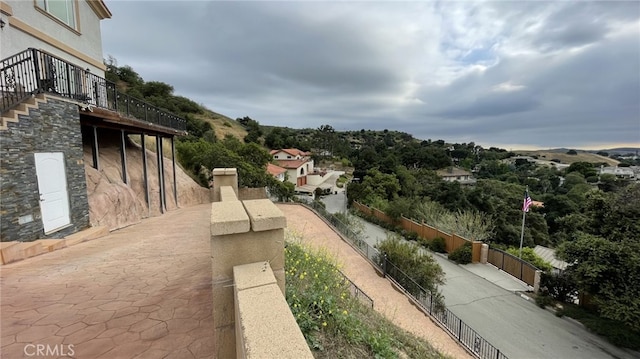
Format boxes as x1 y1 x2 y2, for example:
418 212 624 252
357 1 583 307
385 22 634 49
338 270 374 309
1 48 185 131
300 200 508 359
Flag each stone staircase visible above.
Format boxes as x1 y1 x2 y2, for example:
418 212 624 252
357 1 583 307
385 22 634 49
0 93 47 130
0 225 109 265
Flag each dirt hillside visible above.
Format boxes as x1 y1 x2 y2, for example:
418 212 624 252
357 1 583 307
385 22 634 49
84 130 209 230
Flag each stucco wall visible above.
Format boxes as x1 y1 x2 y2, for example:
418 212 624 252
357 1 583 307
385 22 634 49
0 96 90 242
1 0 106 74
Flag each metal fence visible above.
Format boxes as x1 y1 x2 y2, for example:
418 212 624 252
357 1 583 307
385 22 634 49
488 248 538 287
300 200 508 359
1 48 186 131
338 270 374 309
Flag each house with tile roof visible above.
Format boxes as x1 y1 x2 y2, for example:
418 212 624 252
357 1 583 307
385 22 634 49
270 148 314 187
267 163 287 182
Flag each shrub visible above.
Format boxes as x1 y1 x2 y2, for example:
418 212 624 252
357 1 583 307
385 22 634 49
558 304 640 350
376 236 445 308
540 272 578 303
535 294 553 308
429 237 447 253
285 241 445 357
448 242 472 264
404 231 419 242
505 247 553 272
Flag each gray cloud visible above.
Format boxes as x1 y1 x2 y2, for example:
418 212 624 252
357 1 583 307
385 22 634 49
101 0 640 149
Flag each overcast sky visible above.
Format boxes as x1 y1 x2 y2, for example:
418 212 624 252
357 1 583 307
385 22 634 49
101 0 640 150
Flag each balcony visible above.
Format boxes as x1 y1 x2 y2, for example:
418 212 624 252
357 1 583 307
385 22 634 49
1 48 185 133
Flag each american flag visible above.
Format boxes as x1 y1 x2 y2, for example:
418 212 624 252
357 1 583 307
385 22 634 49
523 191 533 212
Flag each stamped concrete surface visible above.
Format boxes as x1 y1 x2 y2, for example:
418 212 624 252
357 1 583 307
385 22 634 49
1 204 213 359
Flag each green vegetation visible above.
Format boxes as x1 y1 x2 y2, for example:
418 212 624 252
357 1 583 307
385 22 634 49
557 304 640 350
376 235 445 309
336 174 349 188
429 237 447 253
557 184 640 332
504 247 552 272
285 241 448 358
448 242 472 264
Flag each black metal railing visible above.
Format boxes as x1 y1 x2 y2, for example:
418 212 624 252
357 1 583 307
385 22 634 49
299 200 508 359
1 48 185 131
338 270 374 309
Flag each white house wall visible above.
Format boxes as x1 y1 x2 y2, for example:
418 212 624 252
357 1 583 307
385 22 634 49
286 169 297 185
307 174 322 186
1 0 106 74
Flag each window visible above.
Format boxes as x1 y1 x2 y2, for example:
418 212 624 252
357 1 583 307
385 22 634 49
36 0 77 29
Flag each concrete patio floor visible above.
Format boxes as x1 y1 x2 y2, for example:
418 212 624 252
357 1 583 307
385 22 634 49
1 203 213 359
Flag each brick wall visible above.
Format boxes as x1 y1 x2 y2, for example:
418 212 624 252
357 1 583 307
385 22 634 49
1 97 89 241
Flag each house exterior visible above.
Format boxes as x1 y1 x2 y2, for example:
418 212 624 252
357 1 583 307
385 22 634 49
599 166 635 180
266 163 286 182
533 245 568 275
270 148 314 187
0 0 111 75
1 0 185 242
436 167 476 185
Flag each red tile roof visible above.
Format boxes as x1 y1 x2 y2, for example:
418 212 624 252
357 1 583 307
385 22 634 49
267 163 287 176
269 148 310 157
275 159 309 169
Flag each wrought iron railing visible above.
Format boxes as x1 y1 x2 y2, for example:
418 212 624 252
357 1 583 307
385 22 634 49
1 48 185 131
299 199 508 359
338 270 374 309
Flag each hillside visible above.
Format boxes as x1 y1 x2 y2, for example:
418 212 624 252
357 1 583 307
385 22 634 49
84 130 209 230
196 110 247 140
515 150 619 166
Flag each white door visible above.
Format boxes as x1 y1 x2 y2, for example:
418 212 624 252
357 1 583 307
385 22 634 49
34 152 71 233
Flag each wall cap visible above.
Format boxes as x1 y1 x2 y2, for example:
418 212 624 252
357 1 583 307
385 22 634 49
211 201 250 235
234 261 277 292
242 199 286 232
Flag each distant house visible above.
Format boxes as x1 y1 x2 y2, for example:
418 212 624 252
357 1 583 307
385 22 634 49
266 163 286 182
270 149 314 187
436 167 476 185
534 245 568 274
599 166 635 180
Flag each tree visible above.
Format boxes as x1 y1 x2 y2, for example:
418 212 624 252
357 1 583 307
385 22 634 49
354 168 401 205
558 233 640 331
566 162 597 178
557 184 640 330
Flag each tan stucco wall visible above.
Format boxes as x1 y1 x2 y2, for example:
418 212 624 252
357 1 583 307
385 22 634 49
210 168 310 358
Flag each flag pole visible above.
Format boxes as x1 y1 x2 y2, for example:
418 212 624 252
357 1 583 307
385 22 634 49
519 205 526 259
519 186 528 259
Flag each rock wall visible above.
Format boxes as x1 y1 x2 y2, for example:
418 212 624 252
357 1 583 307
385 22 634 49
1 97 89 242
84 129 209 230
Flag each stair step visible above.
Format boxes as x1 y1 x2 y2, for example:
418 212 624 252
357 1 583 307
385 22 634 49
1 94 48 130
0 242 21 264
36 239 67 252
64 226 109 246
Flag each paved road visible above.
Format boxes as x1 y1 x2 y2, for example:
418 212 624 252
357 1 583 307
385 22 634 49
321 191 347 214
356 219 637 359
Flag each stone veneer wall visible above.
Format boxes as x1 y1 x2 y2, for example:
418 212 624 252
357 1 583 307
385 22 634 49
0 96 89 242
